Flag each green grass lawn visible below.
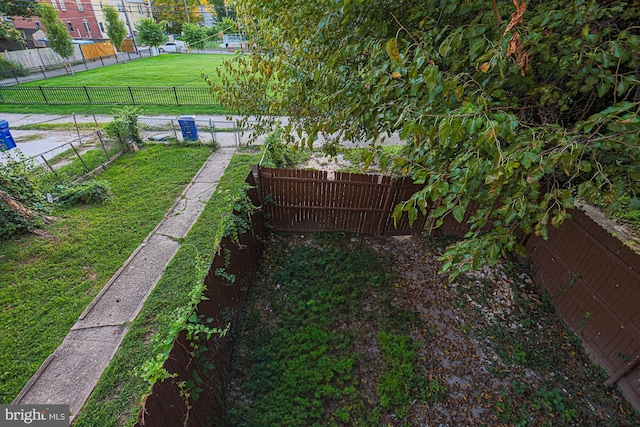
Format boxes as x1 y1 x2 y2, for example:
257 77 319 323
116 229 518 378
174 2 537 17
22 55 227 88
73 151 260 427
0 144 214 404
0 55 232 115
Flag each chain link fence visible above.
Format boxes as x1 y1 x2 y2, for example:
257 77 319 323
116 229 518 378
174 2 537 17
137 117 265 147
9 130 125 187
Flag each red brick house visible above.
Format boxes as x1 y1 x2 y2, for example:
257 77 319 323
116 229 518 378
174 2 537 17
12 0 103 41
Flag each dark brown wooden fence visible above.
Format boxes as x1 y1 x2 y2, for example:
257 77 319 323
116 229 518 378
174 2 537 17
134 175 265 426
525 208 640 410
136 166 640 422
256 167 429 235
255 166 640 411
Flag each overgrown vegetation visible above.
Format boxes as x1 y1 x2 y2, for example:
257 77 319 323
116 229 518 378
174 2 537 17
104 107 142 147
223 232 639 426
0 144 213 404
259 129 294 168
0 57 29 78
73 152 260 426
224 233 428 425
53 181 113 206
0 152 48 238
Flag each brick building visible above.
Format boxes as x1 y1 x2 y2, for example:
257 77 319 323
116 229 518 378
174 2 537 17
12 0 103 42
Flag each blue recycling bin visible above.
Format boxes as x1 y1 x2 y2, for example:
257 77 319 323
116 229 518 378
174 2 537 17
0 119 17 151
178 116 198 141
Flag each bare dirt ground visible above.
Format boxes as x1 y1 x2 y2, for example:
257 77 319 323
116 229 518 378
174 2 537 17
373 233 639 426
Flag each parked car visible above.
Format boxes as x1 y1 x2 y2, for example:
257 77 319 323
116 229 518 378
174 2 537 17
158 41 187 53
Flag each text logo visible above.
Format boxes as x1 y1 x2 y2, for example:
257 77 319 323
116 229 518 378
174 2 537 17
1 405 69 427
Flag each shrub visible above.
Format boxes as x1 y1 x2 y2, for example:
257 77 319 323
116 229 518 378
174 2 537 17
0 152 47 238
53 181 113 205
260 130 294 168
104 107 142 147
0 57 29 78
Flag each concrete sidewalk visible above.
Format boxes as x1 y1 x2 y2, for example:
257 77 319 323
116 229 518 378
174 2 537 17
12 147 236 420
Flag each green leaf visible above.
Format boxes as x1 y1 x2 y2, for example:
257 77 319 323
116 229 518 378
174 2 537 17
452 204 465 222
386 38 401 62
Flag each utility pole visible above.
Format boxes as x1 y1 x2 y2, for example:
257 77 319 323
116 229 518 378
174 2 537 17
147 0 153 19
183 0 190 23
121 0 139 53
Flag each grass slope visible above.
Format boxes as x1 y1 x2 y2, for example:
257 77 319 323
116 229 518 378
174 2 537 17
0 144 213 404
73 152 260 427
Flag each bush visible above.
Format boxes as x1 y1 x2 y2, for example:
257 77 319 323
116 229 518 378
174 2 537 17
53 181 113 206
260 130 294 168
0 152 47 238
104 107 142 147
0 57 29 78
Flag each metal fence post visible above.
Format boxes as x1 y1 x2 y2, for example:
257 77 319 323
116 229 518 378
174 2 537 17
96 130 110 160
40 155 60 182
171 119 178 139
38 86 49 105
173 87 179 105
209 119 216 145
73 113 83 144
69 141 90 172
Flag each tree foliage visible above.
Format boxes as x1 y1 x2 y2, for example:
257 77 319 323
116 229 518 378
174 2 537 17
38 4 74 63
104 5 127 51
182 22 206 50
0 0 39 19
151 0 202 34
135 17 166 48
1 0 38 42
0 20 25 43
210 0 236 21
211 0 640 277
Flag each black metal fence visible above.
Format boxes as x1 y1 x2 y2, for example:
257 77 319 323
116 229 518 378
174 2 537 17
0 85 217 106
0 51 148 86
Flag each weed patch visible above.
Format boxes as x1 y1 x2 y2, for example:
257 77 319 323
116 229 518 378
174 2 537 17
225 233 640 426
